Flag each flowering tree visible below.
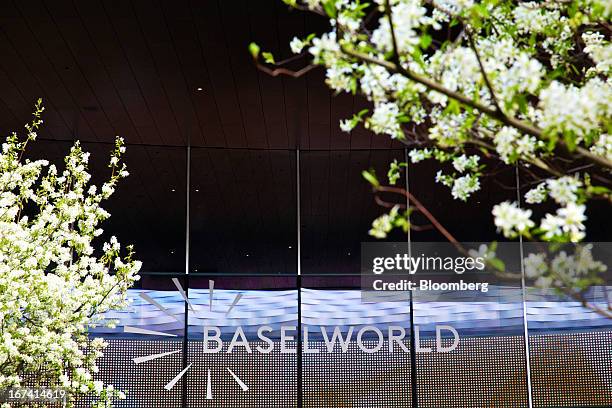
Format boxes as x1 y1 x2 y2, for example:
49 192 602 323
250 0 611 313
0 100 141 407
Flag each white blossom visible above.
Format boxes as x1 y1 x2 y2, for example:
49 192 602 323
546 176 581 205
372 0 430 54
452 154 479 173
339 119 354 133
290 37 306 54
540 203 587 242
408 148 431 163
524 253 547 279
525 183 547 204
288 0 610 244
494 127 537 164
589 133 612 161
492 201 534 237
451 174 480 201
366 102 403 139
0 105 140 406
582 32 612 75
538 79 612 140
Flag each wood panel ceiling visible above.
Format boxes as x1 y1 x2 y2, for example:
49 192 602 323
0 0 400 150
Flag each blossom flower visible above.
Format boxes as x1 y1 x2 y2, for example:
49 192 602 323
290 37 306 54
366 102 403 139
451 174 480 201
582 32 611 75
435 170 453 187
372 1 430 54
492 201 534 237
408 148 431 163
540 203 587 242
546 176 581 205
524 253 547 279
452 154 479 173
339 119 354 133
325 64 355 93
525 183 547 204
369 212 393 238
589 133 612 161
538 79 611 140
368 205 405 238
285 0 610 246
0 103 140 406
494 127 537 164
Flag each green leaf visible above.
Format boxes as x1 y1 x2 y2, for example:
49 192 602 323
446 99 461 115
362 169 380 188
248 42 260 59
322 0 337 18
262 52 275 64
488 257 505 272
564 133 577 151
350 77 357 94
587 185 611 195
528 32 537 48
517 94 528 115
420 34 432 50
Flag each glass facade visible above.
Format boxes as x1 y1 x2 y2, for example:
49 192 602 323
25 140 612 407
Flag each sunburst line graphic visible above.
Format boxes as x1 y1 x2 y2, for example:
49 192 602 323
227 368 248 391
171 278 197 313
164 364 192 390
139 293 183 322
132 349 181 364
124 326 177 337
126 280 249 399
226 293 243 316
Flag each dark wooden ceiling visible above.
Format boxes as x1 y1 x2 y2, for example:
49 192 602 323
0 0 401 149
6 1 610 281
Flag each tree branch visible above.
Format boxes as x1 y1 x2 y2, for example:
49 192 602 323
465 31 503 113
374 184 463 249
340 47 612 171
253 58 317 78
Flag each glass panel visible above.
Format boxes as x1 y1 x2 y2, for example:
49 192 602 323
409 159 530 407
189 148 296 275
83 142 187 274
25 140 187 274
301 276 413 407
524 243 612 408
186 276 298 407
84 275 187 408
300 150 407 275
411 242 528 407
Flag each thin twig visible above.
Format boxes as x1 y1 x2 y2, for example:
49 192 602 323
375 184 463 249
466 31 503 113
254 60 318 78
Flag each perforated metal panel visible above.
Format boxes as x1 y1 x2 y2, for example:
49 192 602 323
303 341 412 407
77 339 183 408
530 330 612 408
76 331 612 407
416 336 529 407
186 341 297 408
